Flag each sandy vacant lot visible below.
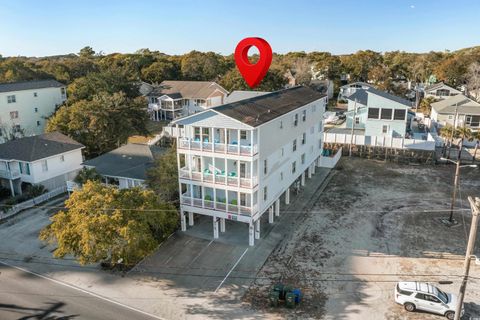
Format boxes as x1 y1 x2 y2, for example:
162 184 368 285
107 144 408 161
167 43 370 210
244 157 480 320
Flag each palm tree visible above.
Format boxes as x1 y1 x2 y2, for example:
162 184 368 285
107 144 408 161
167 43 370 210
471 131 480 163
418 96 437 116
439 125 454 157
453 126 473 161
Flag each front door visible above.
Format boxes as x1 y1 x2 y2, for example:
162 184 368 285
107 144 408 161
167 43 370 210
240 162 246 178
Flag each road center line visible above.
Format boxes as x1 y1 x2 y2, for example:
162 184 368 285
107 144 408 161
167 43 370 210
0 259 165 320
214 248 248 293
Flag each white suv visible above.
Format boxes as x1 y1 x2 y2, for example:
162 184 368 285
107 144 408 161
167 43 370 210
394 281 464 319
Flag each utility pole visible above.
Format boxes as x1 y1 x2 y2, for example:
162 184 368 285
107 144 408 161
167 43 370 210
454 196 480 320
447 103 459 159
349 99 357 157
448 159 461 223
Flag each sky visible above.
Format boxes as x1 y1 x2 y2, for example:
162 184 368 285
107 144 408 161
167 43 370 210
1 0 480 57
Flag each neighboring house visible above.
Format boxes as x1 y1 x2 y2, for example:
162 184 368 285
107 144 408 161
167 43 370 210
0 132 84 196
309 80 334 100
224 90 270 104
172 86 327 246
345 87 413 137
338 82 375 102
83 143 166 189
0 79 67 142
431 94 480 129
424 82 461 100
143 81 229 121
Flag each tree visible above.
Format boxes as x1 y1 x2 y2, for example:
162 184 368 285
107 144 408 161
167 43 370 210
309 52 342 80
340 50 383 82
39 181 178 266
46 92 149 157
471 131 480 163
79 46 95 58
466 62 480 101
452 126 473 160
141 59 179 84
146 144 179 203
66 70 138 103
418 96 437 116
220 68 287 92
290 58 312 86
439 125 454 157
180 51 228 81
368 65 392 91
74 167 102 185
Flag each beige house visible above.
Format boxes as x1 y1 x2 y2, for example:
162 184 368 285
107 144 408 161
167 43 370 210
431 94 480 129
424 82 462 100
143 81 228 121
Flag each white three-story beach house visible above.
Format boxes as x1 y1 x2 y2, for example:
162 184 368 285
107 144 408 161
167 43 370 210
172 86 327 246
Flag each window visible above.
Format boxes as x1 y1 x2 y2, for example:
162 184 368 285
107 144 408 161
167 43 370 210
264 159 268 175
393 109 406 120
355 116 360 125
281 147 284 156
7 95 16 103
302 110 306 121
34 107 38 113
41 160 48 172
302 133 306 145
36 120 41 126
466 115 480 127
415 293 427 300
425 295 440 303
13 125 21 133
34 92 38 97
202 128 209 141
263 187 268 201
318 122 322 132
448 115 454 120
240 130 247 140
292 161 296 174
280 172 283 181
382 125 389 134
60 155 65 162
380 108 393 120
19 162 31 175
10 111 18 119
319 139 322 149
301 153 306 164
293 114 298 126
368 108 380 119
292 139 297 152
396 284 412 296
61 87 66 98
280 120 283 129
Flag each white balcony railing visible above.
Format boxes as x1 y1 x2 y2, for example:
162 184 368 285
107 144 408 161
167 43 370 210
0 169 21 180
178 138 258 156
180 195 256 216
179 168 258 188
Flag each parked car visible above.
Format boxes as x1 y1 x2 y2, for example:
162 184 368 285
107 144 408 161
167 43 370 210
394 282 464 320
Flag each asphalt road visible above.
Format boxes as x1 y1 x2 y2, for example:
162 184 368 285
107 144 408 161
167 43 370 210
0 263 159 320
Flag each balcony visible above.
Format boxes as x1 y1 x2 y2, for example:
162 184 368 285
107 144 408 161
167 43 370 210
0 169 20 180
179 168 258 188
181 195 257 216
178 138 258 156
148 103 183 111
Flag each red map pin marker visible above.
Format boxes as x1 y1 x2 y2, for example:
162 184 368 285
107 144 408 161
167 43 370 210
234 37 272 89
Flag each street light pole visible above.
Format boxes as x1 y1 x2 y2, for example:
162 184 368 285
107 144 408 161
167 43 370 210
454 196 480 320
349 99 357 157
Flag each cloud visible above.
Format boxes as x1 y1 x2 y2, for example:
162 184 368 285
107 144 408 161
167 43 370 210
410 5 415 9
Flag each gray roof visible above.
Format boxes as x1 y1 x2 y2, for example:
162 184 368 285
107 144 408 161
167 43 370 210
0 79 65 93
83 143 166 180
431 94 480 115
346 87 412 108
0 132 84 162
424 81 459 93
147 81 228 99
213 86 326 127
224 90 270 104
